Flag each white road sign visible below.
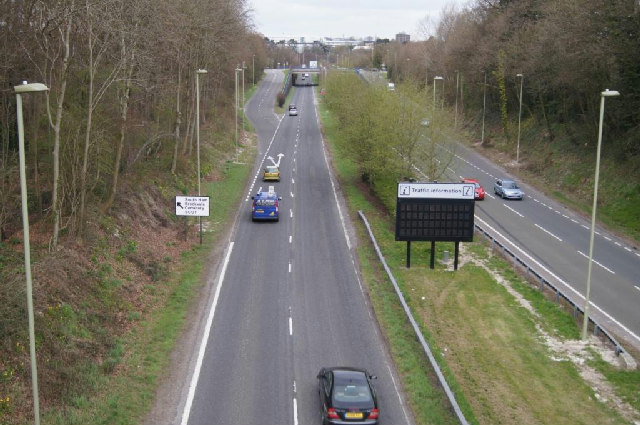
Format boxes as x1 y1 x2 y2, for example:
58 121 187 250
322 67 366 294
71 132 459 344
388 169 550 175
175 196 210 216
397 182 475 200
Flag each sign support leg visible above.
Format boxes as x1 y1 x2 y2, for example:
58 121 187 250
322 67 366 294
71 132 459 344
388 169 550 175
199 217 202 245
430 241 435 269
406 241 411 268
454 241 459 270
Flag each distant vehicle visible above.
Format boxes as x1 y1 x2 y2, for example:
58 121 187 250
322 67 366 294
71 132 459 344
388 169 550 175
494 179 524 200
304 73 309 77
289 106 298 116
388 82 395 91
462 178 485 200
262 165 280 182
251 186 281 221
317 367 379 424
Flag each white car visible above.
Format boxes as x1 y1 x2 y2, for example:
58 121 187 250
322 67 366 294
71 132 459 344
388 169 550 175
289 107 298 116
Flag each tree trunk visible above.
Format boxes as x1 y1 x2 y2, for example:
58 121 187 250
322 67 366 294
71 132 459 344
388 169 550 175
49 2 74 251
171 64 182 174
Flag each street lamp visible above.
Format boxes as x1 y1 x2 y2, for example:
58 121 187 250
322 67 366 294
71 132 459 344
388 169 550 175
15 80 49 425
234 66 242 161
481 71 487 144
433 76 443 109
454 70 460 127
195 69 207 244
582 88 619 340
516 73 524 163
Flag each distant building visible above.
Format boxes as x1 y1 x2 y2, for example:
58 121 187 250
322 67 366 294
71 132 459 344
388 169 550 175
396 32 410 43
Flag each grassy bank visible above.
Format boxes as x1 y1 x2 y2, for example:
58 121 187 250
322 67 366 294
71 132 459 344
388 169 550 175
317 87 639 425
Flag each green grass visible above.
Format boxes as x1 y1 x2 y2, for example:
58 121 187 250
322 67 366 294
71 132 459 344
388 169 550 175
39 159 254 425
316 85 636 425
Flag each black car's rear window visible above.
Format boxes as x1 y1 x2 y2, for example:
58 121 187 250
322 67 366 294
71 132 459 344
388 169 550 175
331 371 374 408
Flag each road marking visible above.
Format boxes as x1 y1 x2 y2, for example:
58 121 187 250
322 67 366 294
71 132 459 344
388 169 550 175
582 224 590 230
475 216 640 345
180 242 234 425
289 316 293 335
534 224 563 241
289 235 292 243
503 204 524 217
293 397 298 425
290 209 293 218
635 286 640 293
577 251 616 274
289 262 292 273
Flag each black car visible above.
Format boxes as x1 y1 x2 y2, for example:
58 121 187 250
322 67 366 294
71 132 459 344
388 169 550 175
317 367 379 424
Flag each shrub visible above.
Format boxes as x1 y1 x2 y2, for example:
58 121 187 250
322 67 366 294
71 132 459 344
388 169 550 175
276 92 285 107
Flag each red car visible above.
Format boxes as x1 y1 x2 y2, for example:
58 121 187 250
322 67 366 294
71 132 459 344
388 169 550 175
462 178 485 200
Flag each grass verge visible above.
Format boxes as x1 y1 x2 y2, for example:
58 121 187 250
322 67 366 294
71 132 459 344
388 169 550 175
317 88 638 425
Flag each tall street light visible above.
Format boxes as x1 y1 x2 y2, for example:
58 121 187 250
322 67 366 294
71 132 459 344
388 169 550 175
582 88 619 340
242 61 246 137
433 76 443 109
234 66 242 161
516 73 524 163
195 69 207 245
454 70 460 128
481 71 487 145
15 80 49 425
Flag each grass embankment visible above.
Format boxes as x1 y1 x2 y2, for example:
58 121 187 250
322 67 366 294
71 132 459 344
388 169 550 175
39 151 256 424
473 118 640 242
317 92 639 425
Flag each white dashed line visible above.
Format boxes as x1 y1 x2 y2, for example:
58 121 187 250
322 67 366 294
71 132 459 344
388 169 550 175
288 262 292 273
534 224 563 242
289 316 293 335
635 286 640 292
582 224 590 230
577 251 616 274
503 204 524 217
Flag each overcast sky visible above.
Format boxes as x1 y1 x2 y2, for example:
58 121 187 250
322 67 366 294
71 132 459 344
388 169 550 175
249 0 458 41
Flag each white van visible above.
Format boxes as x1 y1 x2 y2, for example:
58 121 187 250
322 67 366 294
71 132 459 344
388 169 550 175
388 82 395 91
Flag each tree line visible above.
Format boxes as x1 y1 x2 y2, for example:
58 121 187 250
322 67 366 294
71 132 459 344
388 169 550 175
1 0 268 247
373 0 639 163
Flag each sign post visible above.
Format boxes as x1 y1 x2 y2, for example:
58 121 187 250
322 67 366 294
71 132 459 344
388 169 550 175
395 182 475 269
175 196 210 244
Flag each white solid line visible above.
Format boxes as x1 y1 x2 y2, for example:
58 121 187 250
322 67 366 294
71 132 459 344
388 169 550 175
475 216 640 344
180 242 234 425
293 397 298 425
289 235 292 243
534 223 563 242
289 263 292 273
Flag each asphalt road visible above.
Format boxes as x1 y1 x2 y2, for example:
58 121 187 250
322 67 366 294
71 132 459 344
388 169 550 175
183 70 414 425
436 143 640 351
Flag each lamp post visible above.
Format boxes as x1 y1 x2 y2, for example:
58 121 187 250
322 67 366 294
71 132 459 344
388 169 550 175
242 61 246 136
15 81 49 425
582 88 619 340
433 76 443 109
481 71 487 144
195 69 207 245
516 73 524 163
455 70 460 127
234 66 242 161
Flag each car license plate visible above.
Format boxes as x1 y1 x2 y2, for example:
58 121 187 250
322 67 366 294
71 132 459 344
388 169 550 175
345 412 363 419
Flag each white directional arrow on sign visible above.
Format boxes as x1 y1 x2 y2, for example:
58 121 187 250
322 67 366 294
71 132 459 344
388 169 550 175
267 153 285 167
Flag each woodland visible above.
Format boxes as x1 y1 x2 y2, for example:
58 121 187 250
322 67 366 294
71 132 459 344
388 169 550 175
0 0 639 423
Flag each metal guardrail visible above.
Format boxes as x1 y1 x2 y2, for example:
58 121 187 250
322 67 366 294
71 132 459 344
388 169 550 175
358 210 629 425
358 211 470 425
473 223 627 356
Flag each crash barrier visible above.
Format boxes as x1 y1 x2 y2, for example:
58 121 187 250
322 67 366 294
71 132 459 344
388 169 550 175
473 223 627 357
358 211 470 425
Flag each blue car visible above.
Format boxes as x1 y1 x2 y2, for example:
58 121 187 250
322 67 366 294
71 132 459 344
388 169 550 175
251 186 282 221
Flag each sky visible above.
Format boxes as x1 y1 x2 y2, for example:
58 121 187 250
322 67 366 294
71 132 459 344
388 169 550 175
248 0 457 42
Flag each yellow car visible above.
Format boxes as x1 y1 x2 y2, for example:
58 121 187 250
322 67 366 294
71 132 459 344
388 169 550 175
262 165 280 182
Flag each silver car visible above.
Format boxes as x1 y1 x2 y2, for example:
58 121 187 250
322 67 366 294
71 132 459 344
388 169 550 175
494 179 524 200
